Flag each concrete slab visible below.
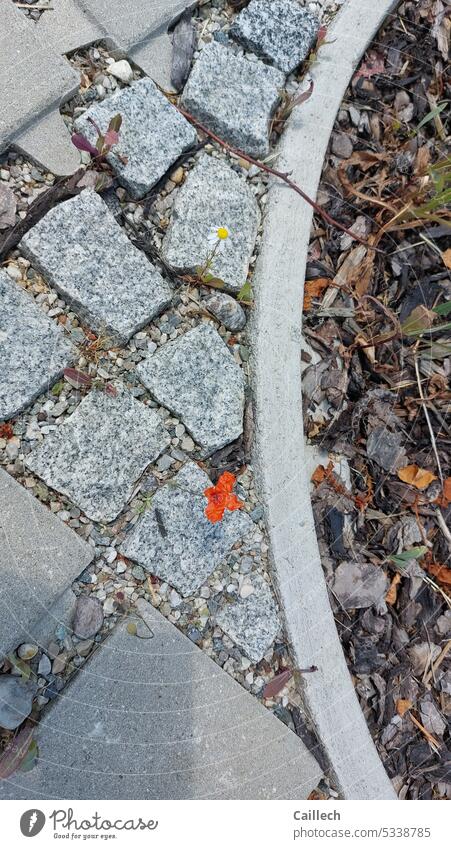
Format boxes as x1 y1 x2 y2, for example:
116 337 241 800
13 109 81 178
181 42 285 158
0 0 79 151
0 271 76 422
120 462 253 597
20 189 172 343
250 0 398 800
0 601 322 799
162 154 260 294
136 323 245 457
0 470 93 658
25 387 171 524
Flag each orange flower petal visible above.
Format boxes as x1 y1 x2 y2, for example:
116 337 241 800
224 494 243 512
205 502 225 523
215 471 236 494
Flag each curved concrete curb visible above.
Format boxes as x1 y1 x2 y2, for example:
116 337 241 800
251 0 398 800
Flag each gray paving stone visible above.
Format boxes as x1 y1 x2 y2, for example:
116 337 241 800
216 573 280 663
120 462 253 596
0 0 79 152
25 387 171 523
0 271 76 422
162 154 260 294
136 323 245 456
0 470 93 658
230 0 320 74
20 190 172 344
0 601 322 798
13 109 81 178
74 79 197 199
181 41 285 158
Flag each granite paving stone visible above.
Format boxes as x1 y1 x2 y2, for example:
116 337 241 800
0 271 76 422
0 602 322 798
74 78 197 199
230 0 320 74
120 462 253 596
0 470 93 657
25 387 171 523
181 41 285 158
216 573 280 663
162 154 260 294
136 323 245 456
20 189 172 344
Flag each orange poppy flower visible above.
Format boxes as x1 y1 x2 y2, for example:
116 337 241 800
204 471 243 523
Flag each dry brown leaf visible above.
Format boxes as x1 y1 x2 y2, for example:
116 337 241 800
409 713 441 753
303 278 331 311
442 248 451 270
424 562 451 588
386 573 401 605
311 462 334 486
397 465 437 490
396 698 412 718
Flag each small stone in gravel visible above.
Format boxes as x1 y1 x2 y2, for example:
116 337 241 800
20 190 172 345
0 675 36 730
230 0 319 74
0 270 75 421
203 292 247 331
17 643 38 660
162 154 260 295
107 59 133 83
75 77 197 199
73 595 104 639
181 41 284 158
0 184 16 229
137 323 245 457
216 573 280 663
331 132 354 159
331 561 389 609
38 654 52 676
25 387 170 523
119 462 253 597
76 639 94 657
156 454 175 472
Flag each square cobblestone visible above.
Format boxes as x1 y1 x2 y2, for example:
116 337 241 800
25 387 170 523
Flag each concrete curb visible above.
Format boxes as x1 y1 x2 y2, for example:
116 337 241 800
251 0 398 800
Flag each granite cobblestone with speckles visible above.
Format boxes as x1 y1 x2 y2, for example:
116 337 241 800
25 387 171 523
137 323 245 456
20 189 172 344
230 0 319 75
181 41 285 158
119 462 254 596
0 270 75 421
74 77 198 199
216 572 280 663
162 154 260 294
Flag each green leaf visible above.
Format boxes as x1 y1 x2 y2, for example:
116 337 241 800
18 740 39 773
415 101 448 133
7 653 33 681
237 281 252 302
51 381 64 396
389 546 428 566
433 300 451 317
108 113 122 134
401 305 435 335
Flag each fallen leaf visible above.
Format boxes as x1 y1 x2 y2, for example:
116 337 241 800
303 277 331 310
424 562 451 587
0 422 14 439
386 573 401 605
353 50 385 81
396 698 412 717
63 367 92 389
401 305 436 336
442 248 451 270
126 622 137 636
0 725 34 779
398 465 437 490
409 713 441 753
262 670 292 699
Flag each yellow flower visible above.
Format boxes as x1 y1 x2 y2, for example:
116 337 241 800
217 226 229 240
207 225 230 251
